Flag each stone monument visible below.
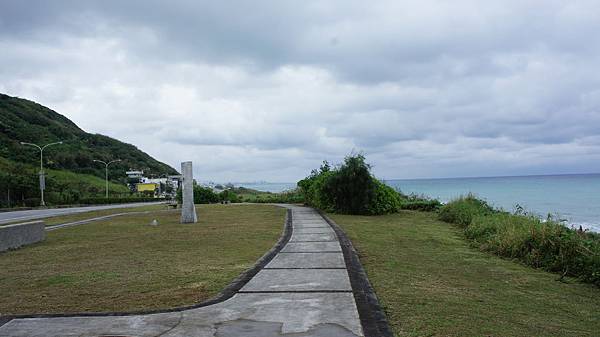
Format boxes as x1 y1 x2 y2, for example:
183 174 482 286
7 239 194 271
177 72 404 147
180 161 197 223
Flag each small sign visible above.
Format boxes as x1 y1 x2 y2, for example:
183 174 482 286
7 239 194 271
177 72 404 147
39 172 45 191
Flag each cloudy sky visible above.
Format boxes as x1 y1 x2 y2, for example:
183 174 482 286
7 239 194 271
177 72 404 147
1 1 599 182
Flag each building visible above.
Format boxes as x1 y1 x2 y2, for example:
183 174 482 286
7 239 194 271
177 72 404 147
126 170 144 192
136 182 158 194
126 171 181 198
126 170 144 180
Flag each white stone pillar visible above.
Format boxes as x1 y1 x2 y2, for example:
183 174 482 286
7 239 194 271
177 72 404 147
180 161 197 223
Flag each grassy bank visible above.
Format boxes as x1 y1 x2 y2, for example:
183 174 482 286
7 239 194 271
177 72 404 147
330 211 600 337
439 195 600 285
40 204 167 226
0 157 130 207
0 204 285 315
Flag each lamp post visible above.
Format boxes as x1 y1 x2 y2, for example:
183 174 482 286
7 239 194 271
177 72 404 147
20 141 63 207
93 159 121 198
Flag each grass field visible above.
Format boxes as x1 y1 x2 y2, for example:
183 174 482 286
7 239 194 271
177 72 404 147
40 204 167 226
0 204 285 315
329 210 600 337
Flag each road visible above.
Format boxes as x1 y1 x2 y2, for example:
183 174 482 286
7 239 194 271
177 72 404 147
0 202 165 225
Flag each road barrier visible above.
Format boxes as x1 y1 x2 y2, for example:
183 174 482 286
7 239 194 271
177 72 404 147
0 221 45 252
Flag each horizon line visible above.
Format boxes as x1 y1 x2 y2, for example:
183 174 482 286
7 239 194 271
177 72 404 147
210 172 600 185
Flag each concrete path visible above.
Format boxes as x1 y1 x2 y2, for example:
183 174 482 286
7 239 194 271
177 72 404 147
0 202 165 225
0 205 365 337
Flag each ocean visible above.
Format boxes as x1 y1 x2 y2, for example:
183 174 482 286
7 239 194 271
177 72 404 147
238 174 600 232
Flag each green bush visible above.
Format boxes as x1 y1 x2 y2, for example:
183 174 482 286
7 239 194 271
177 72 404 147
298 155 403 215
438 194 495 227
175 185 219 204
326 155 377 214
195 186 219 204
440 195 600 286
219 190 240 203
367 180 403 215
399 194 442 211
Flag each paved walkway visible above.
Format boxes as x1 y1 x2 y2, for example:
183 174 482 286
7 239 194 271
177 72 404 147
0 206 364 337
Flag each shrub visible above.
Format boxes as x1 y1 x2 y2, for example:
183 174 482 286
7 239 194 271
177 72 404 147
219 189 240 203
438 194 495 227
368 180 403 215
326 155 377 214
195 186 219 204
399 194 442 211
175 185 219 204
298 154 403 215
23 197 41 207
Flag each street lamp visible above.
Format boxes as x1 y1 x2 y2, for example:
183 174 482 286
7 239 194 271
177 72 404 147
93 159 122 198
20 141 63 207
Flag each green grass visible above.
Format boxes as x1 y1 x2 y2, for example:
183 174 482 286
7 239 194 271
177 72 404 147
40 204 167 226
45 166 131 194
0 204 285 315
329 210 600 337
439 195 600 285
0 156 130 207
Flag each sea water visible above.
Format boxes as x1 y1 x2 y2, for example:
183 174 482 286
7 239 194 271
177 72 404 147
387 174 600 232
239 174 600 232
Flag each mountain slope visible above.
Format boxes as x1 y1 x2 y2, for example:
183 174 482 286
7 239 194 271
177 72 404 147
0 93 178 182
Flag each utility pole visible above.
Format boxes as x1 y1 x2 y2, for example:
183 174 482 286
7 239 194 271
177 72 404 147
20 141 63 207
93 159 122 198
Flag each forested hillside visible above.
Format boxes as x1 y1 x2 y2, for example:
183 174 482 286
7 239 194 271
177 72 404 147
0 93 178 207
0 93 177 180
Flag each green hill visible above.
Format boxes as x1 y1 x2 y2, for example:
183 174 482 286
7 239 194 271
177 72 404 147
0 157 131 207
0 93 178 207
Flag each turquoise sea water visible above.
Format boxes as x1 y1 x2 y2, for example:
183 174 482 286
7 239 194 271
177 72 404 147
387 174 600 232
239 174 600 232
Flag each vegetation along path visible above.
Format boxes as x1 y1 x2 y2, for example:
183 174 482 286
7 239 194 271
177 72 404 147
0 205 382 337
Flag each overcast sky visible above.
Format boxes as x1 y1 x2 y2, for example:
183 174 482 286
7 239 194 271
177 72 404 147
1 1 599 182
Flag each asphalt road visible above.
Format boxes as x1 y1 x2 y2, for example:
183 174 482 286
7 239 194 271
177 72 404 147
0 202 165 225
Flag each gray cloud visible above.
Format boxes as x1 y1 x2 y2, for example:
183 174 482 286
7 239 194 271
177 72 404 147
1 0 599 181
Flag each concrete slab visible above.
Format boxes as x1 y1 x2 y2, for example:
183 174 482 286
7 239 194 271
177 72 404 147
291 233 337 242
293 221 329 226
294 227 335 234
179 293 362 336
293 223 330 229
0 293 363 337
240 269 351 292
281 242 342 253
266 252 345 269
0 313 181 337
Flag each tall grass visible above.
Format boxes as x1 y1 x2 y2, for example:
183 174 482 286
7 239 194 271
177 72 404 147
439 195 600 286
438 194 495 226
